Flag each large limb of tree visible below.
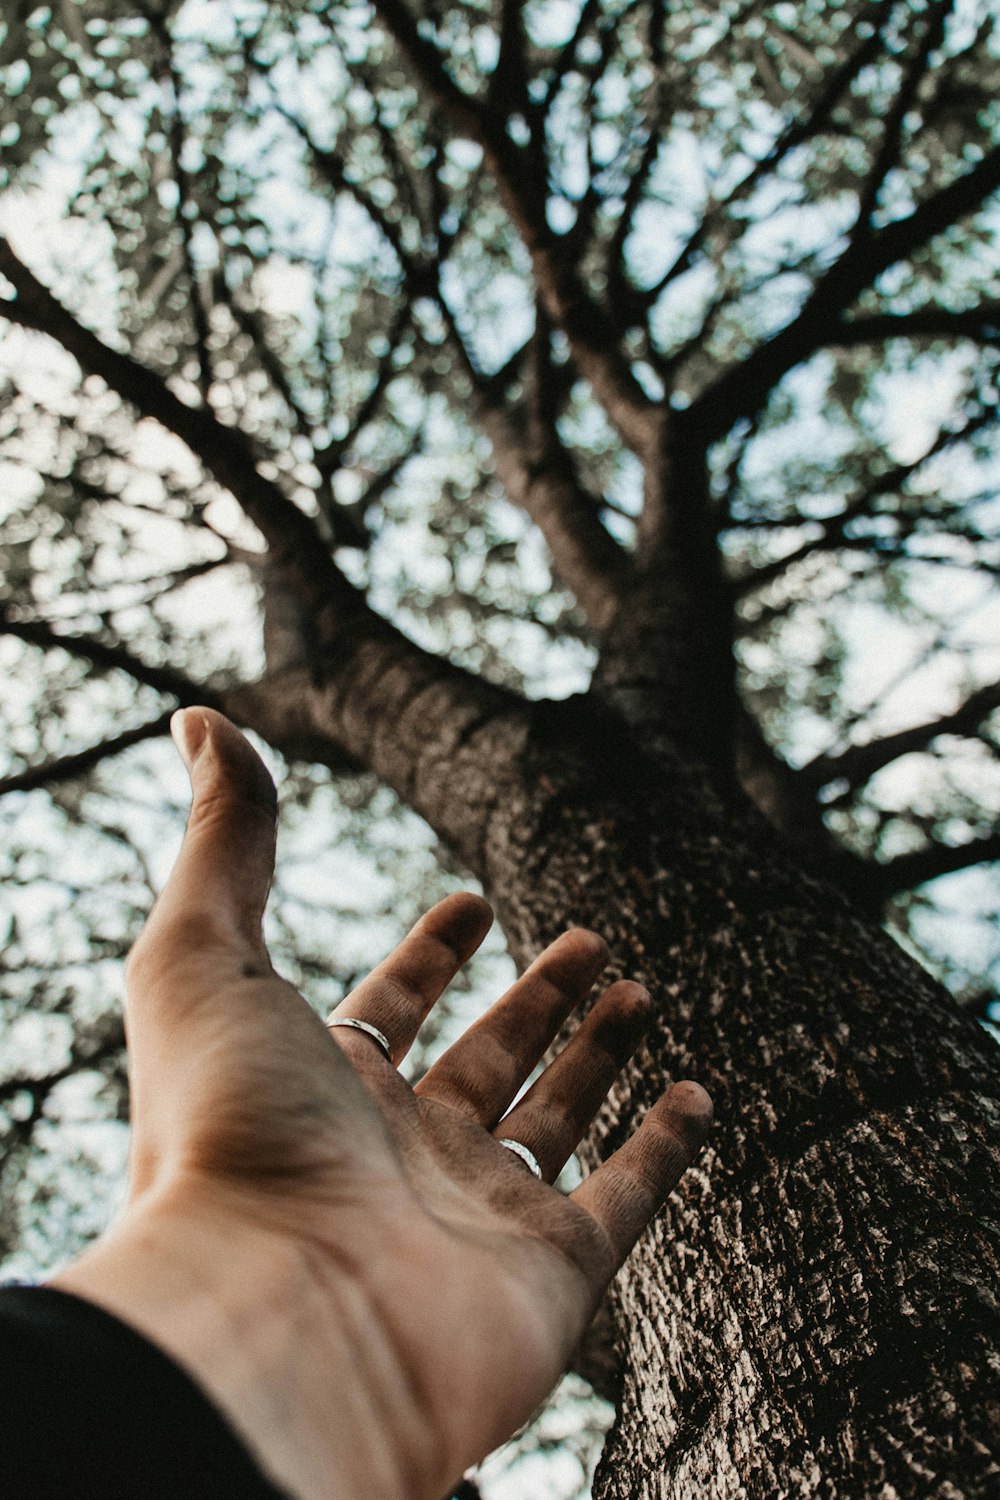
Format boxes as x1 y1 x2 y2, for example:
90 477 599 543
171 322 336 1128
0 243 534 852
445 308 632 637
472 317 632 635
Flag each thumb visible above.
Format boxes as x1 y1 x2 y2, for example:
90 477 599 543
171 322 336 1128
129 708 278 987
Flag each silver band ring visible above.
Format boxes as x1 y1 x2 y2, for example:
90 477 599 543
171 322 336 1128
328 1017 393 1063
497 1138 543 1180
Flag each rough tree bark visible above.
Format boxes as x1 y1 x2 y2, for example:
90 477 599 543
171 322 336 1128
486 707 1000 1500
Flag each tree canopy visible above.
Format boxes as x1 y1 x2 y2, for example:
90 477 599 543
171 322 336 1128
2 0 1000 1489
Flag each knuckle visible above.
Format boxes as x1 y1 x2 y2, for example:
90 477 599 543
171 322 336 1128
561 1201 618 1284
512 1091 569 1141
125 910 241 993
163 908 240 955
543 954 596 997
504 1101 545 1137
420 1077 483 1122
435 1038 519 1120
371 968 426 1021
188 785 275 832
640 1116 694 1183
123 937 152 989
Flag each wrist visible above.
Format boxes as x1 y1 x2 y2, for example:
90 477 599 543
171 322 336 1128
48 1186 430 1500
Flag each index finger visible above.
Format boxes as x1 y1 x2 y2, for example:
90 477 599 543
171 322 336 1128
327 893 494 1065
571 1081 713 1269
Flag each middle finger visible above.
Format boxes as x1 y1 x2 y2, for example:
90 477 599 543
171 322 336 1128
415 928 609 1124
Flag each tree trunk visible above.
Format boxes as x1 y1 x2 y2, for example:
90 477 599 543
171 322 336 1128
459 698 1000 1499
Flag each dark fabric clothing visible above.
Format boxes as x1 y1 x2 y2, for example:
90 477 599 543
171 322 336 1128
0 1284 291 1498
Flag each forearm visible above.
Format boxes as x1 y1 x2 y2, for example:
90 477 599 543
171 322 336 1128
49 1192 427 1500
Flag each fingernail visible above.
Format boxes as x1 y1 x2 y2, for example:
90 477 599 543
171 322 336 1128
170 708 207 769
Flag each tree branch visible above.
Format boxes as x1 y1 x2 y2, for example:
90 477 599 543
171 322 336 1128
852 0 953 232
0 609 222 706
0 185 538 859
830 304 1000 348
860 144 1000 286
539 0 603 118
557 7 634 260
0 1025 126 1113
732 407 996 596
371 0 660 455
228 649 528 880
730 702 887 912
488 0 528 109
801 680 1000 792
0 713 174 797
142 2 215 402
0 238 323 565
691 144 1000 443
365 0 486 133
211 265 315 440
478 403 629 635
637 1 890 309
605 125 665 300
277 107 433 293
313 301 413 478
871 831 1000 899
469 307 631 635
0 242 471 736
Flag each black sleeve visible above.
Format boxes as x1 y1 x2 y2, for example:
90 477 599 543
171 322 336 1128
0 1284 292 1498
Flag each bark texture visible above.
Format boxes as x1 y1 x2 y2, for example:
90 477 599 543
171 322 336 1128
468 704 1000 1500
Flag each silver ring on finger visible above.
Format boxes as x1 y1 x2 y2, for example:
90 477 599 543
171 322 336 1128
497 1137 543 1179
328 1017 394 1064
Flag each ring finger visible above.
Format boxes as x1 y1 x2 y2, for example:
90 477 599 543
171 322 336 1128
493 980 651 1183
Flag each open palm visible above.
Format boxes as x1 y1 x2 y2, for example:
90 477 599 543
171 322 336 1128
77 709 711 1498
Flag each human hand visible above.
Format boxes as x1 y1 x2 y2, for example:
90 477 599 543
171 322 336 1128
53 709 711 1500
